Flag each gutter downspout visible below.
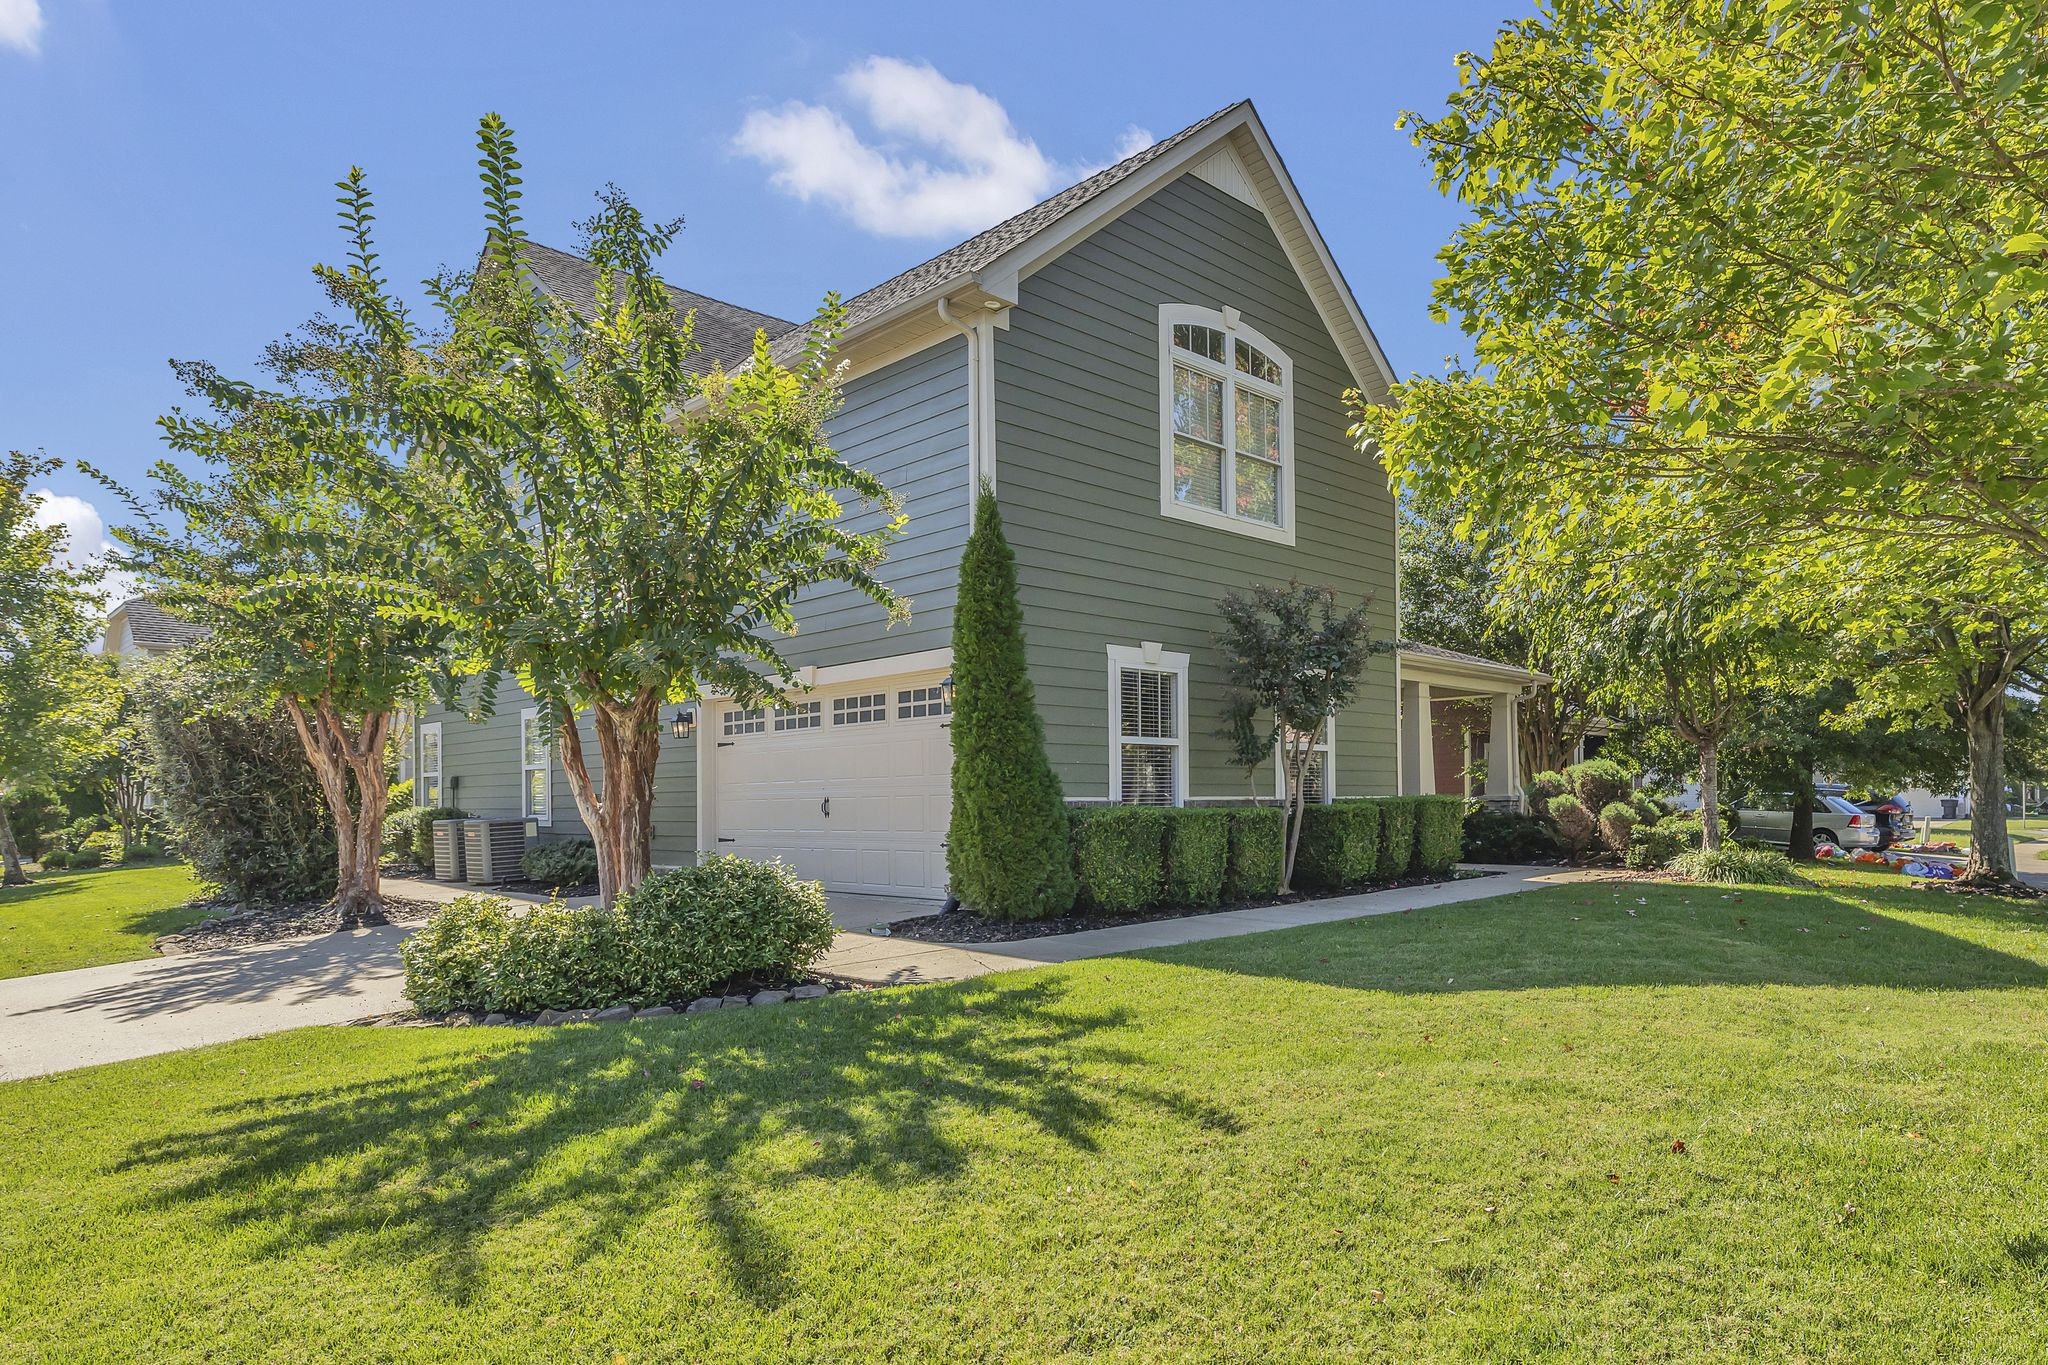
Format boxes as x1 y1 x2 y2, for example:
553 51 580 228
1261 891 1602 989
937 297 991 526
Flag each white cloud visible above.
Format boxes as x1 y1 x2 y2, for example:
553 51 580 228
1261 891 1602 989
0 0 44 56
734 58 1153 238
30 489 136 605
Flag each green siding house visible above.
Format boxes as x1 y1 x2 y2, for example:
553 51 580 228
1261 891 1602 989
415 99 1477 901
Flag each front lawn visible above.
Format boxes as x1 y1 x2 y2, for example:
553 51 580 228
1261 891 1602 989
0 862 206 979
3 866 2046 1360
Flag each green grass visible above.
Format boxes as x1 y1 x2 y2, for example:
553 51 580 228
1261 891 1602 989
0 862 206 979
4 865 2047 1361
1924 817 2048 850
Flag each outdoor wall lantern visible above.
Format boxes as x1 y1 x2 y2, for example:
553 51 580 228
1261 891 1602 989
670 704 698 741
939 674 955 707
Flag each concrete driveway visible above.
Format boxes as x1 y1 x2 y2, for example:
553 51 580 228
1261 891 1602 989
0 925 412 1082
2 867 1572 1081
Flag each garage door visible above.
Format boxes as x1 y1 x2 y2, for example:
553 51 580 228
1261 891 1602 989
709 674 952 899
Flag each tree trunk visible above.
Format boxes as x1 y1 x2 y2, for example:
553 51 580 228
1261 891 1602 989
1962 693 2016 884
556 687 663 908
1698 739 1722 852
283 695 393 927
1788 768 1816 862
0 799 26 886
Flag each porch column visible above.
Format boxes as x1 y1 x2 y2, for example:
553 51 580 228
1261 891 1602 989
1399 680 1436 796
1398 680 1421 795
1485 690 1518 802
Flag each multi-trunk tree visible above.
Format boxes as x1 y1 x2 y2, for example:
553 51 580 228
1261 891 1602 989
0 454 114 885
325 117 904 907
105 335 445 924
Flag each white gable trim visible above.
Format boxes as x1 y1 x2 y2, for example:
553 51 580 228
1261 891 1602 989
1189 144 1260 208
982 104 1399 401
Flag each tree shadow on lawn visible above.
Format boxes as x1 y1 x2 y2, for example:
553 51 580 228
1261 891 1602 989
1132 876 2048 995
111 976 1227 1309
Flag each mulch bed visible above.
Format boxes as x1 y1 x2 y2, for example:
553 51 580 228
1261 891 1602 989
155 896 446 955
886 869 1500 944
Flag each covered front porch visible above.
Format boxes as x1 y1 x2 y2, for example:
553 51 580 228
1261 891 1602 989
1395 644 1542 807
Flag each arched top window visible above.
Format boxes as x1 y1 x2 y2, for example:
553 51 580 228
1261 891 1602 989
1159 303 1293 543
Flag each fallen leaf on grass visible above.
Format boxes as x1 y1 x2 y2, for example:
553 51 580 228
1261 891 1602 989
1607 1173 1621 1184
1670 1139 1687 1155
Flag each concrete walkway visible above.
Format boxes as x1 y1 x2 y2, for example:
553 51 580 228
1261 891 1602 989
815 865 1587 986
1 866 1577 1081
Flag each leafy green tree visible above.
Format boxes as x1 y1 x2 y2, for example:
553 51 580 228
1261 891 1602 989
131 651 338 904
0 454 114 884
1398 494 1607 777
323 116 904 906
1214 582 1384 893
1362 0 2048 572
104 325 446 924
946 490 1075 919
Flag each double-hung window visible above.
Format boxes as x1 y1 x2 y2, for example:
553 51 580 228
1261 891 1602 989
1160 304 1292 543
418 722 442 807
1107 644 1189 806
1276 720 1333 805
519 708 551 825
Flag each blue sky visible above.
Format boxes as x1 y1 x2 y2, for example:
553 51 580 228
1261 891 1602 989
1 0 1521 562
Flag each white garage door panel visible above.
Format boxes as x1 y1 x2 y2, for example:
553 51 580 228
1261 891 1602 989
711 678 951 899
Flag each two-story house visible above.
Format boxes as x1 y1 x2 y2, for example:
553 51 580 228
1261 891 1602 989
414 99 1528 900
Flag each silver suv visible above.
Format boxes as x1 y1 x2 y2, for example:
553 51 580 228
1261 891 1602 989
1735 792 1883 850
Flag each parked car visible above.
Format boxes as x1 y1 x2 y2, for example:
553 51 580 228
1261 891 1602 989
1734 792 1884 850
1853 796 1916 850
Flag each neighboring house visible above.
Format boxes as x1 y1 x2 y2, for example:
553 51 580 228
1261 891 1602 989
100 596 209 660
419 100 1423 900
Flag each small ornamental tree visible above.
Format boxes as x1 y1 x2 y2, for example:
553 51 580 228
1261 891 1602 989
946 489 1075 919
1214 582 1383 894
0 454 115 885
103 320 447 925
324 116 905 906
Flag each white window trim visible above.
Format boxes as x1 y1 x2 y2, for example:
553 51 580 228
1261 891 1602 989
418 722 443 808
1107 643 1191 806
1158 303 1296 546
519 707 551 826
1274 716 1335 804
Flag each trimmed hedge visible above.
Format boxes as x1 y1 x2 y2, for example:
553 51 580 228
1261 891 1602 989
1224 807 1284 902
1069 807 1168 914
1376 796 1419 879
521 839 598 888
1295 801 1380 890
387 805 466 867
1413 795 1465 875
1064 796 1468 915
400 856 836 1014
1162 808 1229 909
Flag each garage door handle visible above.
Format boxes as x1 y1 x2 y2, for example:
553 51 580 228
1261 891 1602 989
717 837 736 843
821 797 831 818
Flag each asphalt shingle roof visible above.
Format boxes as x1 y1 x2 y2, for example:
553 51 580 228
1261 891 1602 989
115 597 210 649
1398 642 1536 677
521 101 1250 368
518 241 800 376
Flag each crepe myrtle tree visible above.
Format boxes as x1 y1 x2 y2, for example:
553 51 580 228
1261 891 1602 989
0 454 114 885
326 116 904 907
99 330 449 925
1215 582 1384 894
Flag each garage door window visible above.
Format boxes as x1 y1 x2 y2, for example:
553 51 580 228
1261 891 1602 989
833 693 888 725
898 685 951 719
773 701 821 732
1107 644 1189 806
724 707 766 736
